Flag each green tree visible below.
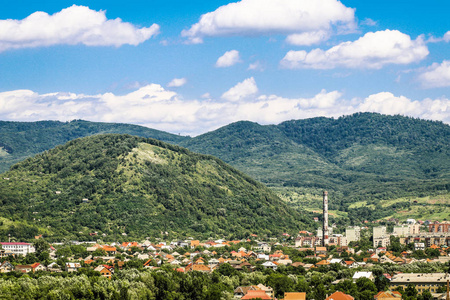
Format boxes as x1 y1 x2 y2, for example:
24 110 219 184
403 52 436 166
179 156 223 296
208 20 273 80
33 239 49 256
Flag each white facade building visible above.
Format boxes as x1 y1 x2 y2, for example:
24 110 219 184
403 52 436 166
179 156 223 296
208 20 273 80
0 242 35 256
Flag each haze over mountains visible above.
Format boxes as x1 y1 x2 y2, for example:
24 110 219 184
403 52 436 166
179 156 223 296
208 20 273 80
1 113 449 226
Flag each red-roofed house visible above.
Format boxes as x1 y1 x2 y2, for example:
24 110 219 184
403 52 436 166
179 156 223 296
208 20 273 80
326 291 354 300
241 290 272 299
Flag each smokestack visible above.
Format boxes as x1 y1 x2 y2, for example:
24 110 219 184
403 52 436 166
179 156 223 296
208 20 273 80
323 191 329 246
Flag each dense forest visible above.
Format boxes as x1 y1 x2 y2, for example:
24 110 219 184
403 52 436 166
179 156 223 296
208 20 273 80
181 113 450 221
0 134 312 241
1 113 449 224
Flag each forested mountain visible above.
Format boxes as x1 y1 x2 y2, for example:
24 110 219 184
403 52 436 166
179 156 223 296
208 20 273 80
0 134 311 241
1 113 449 224
180 113 450 222
0 120 188 173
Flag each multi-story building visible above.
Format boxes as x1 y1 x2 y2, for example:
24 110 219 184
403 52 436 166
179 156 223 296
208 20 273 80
373 226 387 239
393 225 410 237
374 236 390 248
346 227 361 243
399 233 450 247
428 221 450 233
0 242 35 256
409 224 420 235
390 273 450 294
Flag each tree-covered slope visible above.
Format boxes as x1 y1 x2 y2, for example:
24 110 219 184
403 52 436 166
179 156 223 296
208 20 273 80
0 134 311 241
0 120 188 173
180 113 450 221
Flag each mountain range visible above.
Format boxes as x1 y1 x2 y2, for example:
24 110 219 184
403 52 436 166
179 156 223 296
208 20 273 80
1 113 449 226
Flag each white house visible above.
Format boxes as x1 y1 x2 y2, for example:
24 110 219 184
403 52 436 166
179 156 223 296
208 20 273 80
262 261 277 270
352 271 374 282
0 242 35 256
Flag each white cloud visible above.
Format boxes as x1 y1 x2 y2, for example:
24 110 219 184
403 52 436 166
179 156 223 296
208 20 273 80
167 78 187 87
286 30 330 46
426 31 450 43
281 30 429 69
215 50 241 67
445 31 450 42
182 0 356 43
0 5 159 52
248 61 264 71
418 60 450 88
221 77 258 102
357 92 450 123
361 18 377 26
1 81 449 136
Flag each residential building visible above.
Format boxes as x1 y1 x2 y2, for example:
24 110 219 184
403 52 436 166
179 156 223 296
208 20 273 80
241 290 272 300
0 261 14 273
346 227 361 243
373 227 387 239
0 242 35 256
409 224 420 235
325 291 354 300
374 236 391 248
373 291 402 300
234 286 260 298
15 265 32 273
393 225 410 237
353 271 374 282
429 221 450 233
414 243 425 251
284 292 306 300
390 273 450 294
65 262 81 272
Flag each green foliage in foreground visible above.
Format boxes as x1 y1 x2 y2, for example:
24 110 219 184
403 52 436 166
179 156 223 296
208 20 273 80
0 134 312 241
1 261 448 300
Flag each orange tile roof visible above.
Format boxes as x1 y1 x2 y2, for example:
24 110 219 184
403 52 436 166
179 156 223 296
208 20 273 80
191 264 211 272
326 291 354 300
102 245 116 252
284 292 306 300
241 290 271 299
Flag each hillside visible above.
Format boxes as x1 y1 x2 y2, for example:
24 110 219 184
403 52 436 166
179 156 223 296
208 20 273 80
1 113 449 224
0 134 311 241
180 113 450 223
0 120 188 173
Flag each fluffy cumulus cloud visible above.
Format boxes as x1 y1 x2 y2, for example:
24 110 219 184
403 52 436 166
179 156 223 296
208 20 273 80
215 50 241 67
167 78 187 87
221 77 258 101
181 0 356 44
0 5 159 52
418 60 450 88
281 30 429 69
1 80 449 136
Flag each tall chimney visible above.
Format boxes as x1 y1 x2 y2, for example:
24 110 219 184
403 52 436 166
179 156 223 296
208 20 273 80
323 191 329 246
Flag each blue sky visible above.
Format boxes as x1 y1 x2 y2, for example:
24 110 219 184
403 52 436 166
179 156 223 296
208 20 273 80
0 0 449 135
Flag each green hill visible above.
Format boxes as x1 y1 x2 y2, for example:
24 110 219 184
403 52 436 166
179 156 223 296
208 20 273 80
0 120 188 173
0 134 311 241
1 113 449 224
180 113 450 223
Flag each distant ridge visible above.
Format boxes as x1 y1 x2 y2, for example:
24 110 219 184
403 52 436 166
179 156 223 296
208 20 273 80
0 120 188 172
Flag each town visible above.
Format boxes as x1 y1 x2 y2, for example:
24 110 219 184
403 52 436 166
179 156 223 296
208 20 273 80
1 217 449 300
